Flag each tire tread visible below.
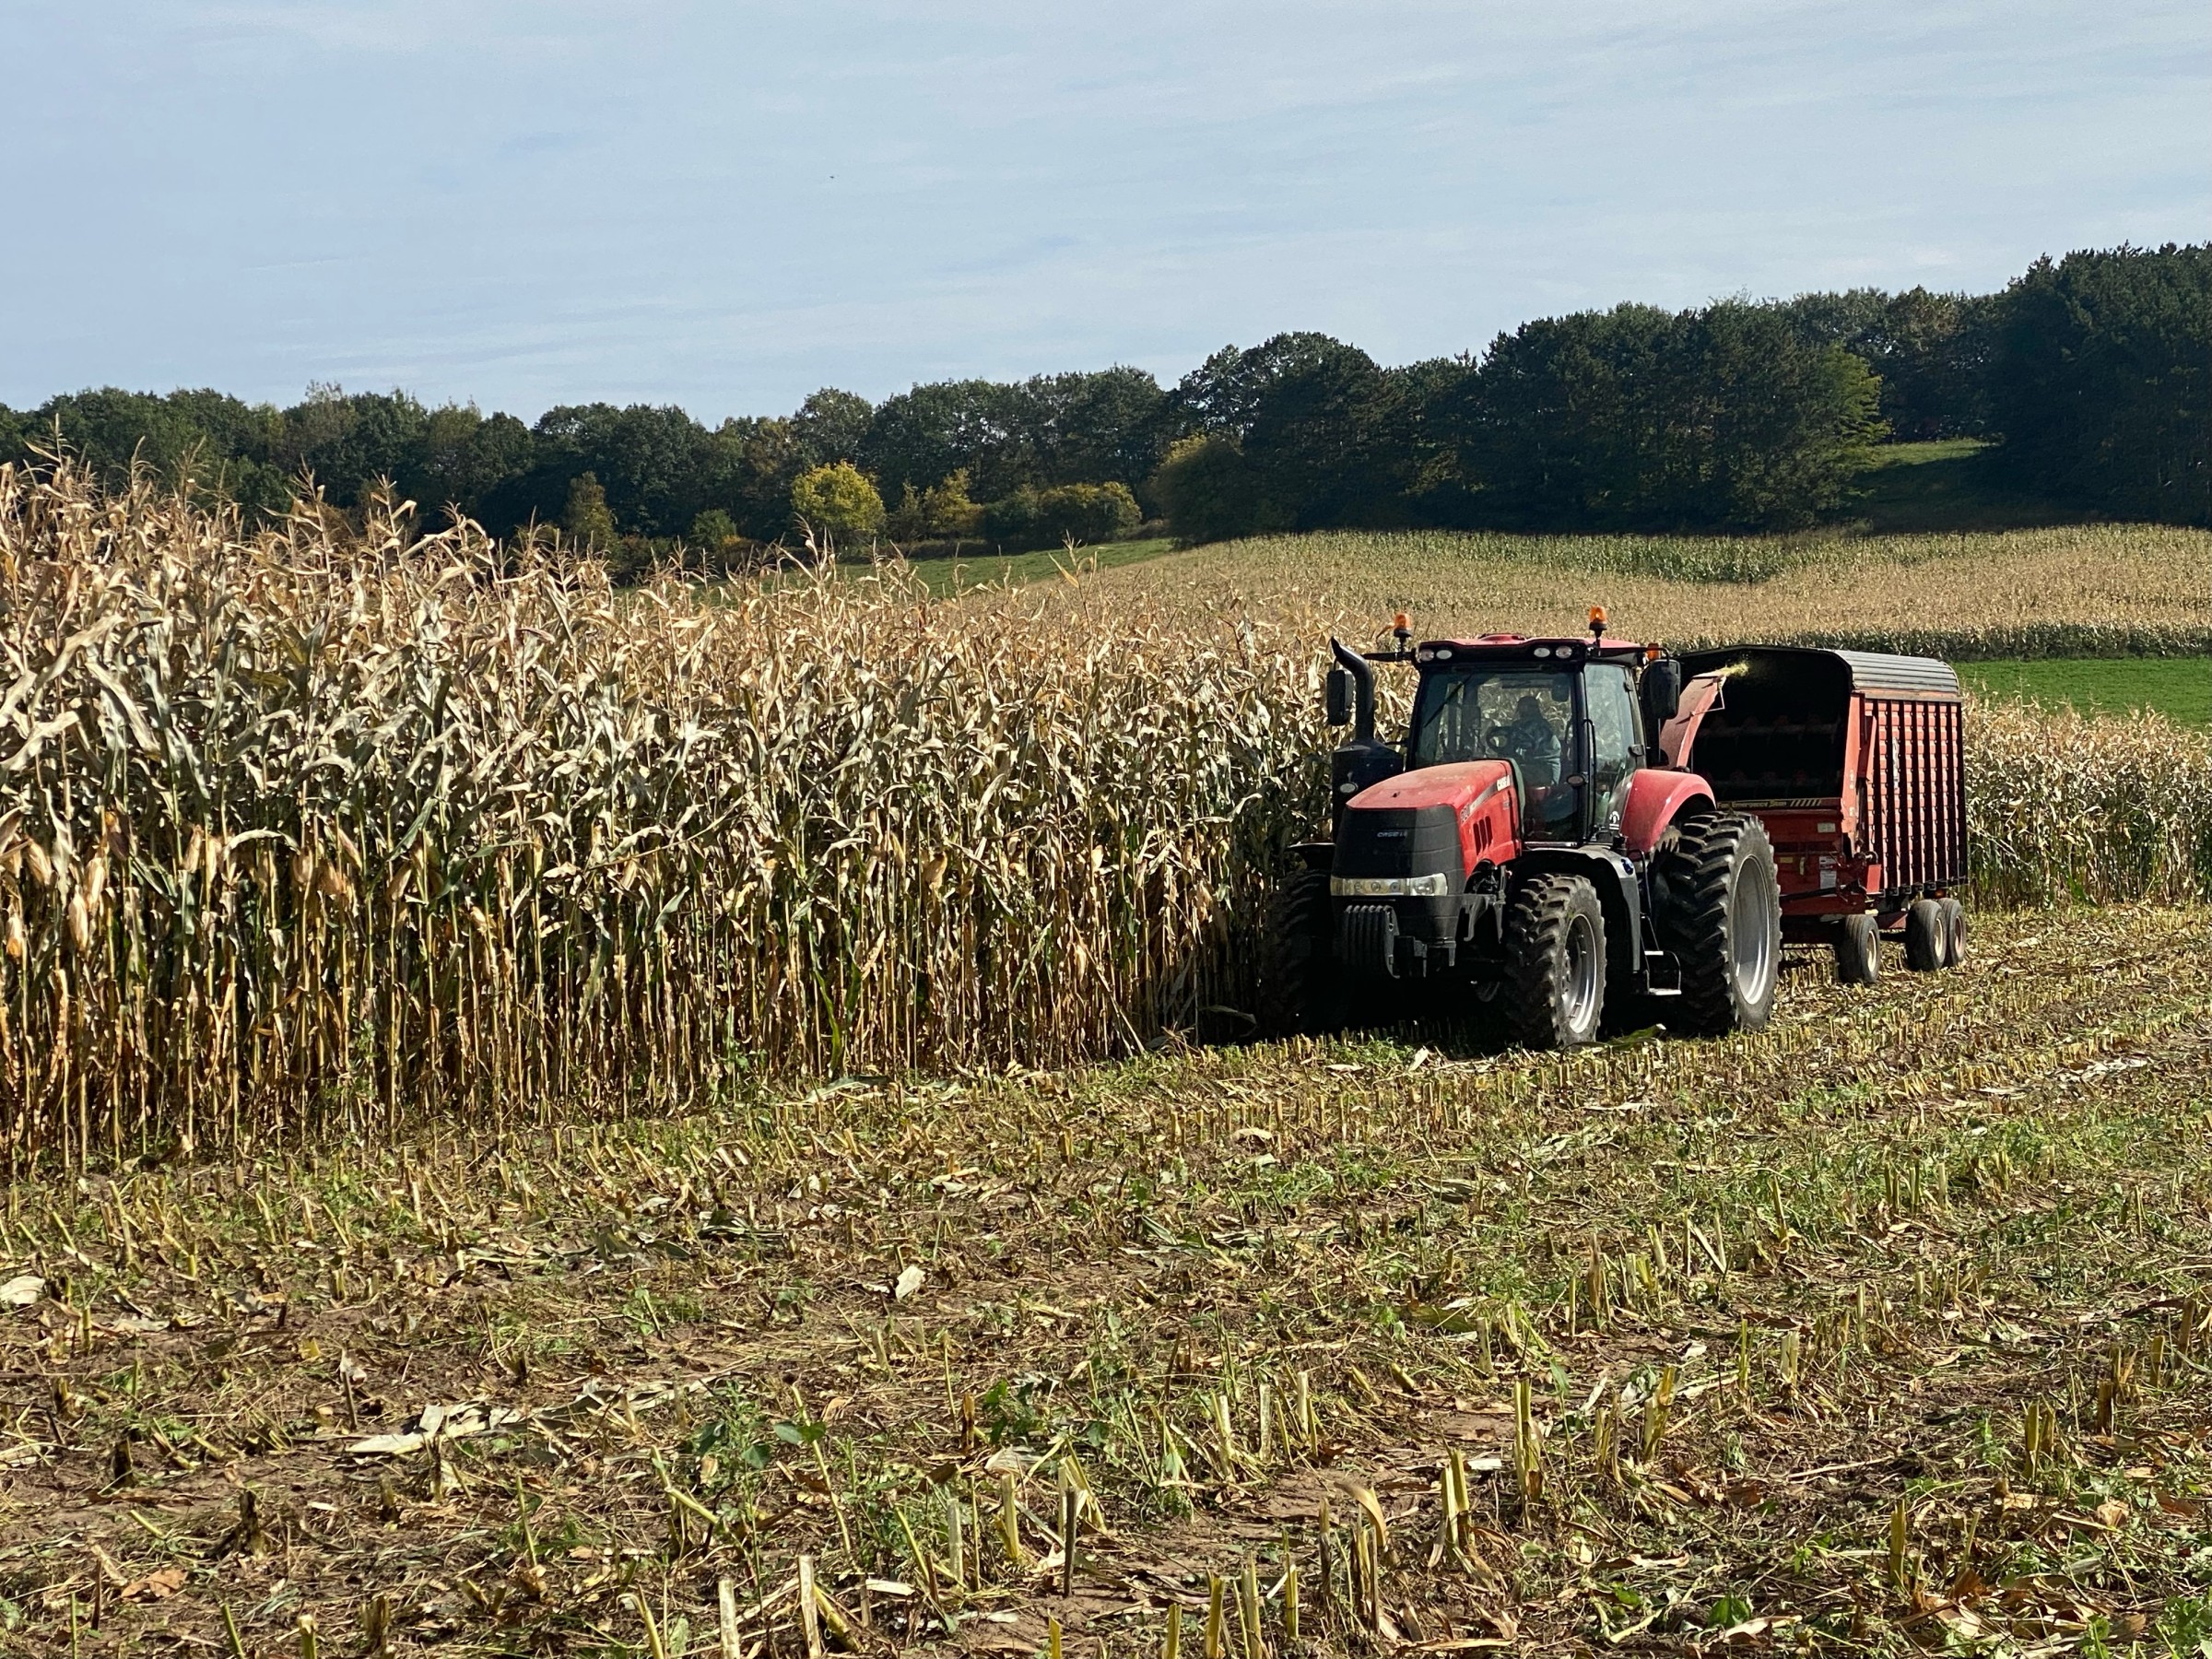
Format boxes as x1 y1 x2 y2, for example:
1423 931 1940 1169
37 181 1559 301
1255 867 1337 1035
1502 873 1602 1049
1656 813 1780 1036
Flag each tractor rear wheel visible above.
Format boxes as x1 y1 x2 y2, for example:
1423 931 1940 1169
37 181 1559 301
1904 899 1946 971
1834 912 1881 986
1502 874 1606 1050
1655 813 1782 1036
1939 897 1967 967
1254 867 1341 1036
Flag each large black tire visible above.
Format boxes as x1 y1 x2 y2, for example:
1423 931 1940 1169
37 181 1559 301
1834 911 1881 987
1654 813 1783 1036
1903 898 1945 972
1254 867 1340 1036
1502 874 1606 1050
1939 897 1967 968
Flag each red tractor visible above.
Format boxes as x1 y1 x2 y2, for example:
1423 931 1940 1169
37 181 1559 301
1257 612 1967 1048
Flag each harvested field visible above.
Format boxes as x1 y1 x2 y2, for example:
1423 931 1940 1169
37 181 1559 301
0 907 2206 1655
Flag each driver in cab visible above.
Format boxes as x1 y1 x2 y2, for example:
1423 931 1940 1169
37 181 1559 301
1498 693 1561 782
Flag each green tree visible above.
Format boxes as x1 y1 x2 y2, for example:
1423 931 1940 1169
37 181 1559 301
862 380 1034 500
1988 243 2211 524
1169 333 1353 439
793 388 874 465
564 471 618 550
886 482 929 543
1451 300 1884 530
1151 434 1257 544
922 469 983 538
889 473 982 544
1032 481 1139 544
1242 343 1406 530
529 403 718 537
981 485 1040 546
706 417 809 543
690 507 741 547
1780 287 1996 439
1017 368 1171 490
277 387 434 509
860 370 1169 505
28 386 289 514
790 461 885 544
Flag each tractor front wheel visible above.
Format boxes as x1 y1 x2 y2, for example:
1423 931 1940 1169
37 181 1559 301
1255 866 1341 1036
1502 874 1606 1050
1655 813 1782 1036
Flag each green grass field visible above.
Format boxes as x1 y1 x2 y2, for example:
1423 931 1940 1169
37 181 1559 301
902 535 1177 595
1959 655 2209 726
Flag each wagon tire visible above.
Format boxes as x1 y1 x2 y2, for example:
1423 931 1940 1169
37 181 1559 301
1255 866 1342 1036
1502 874 1606 1051
1904 899 1946 972
1834 912 1881 987
1654 813 1782 1036
1939 897 1966 968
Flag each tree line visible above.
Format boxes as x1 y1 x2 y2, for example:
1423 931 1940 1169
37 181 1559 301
2 242 2201 559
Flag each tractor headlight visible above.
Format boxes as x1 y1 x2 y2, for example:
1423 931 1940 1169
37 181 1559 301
1330 873 1451 898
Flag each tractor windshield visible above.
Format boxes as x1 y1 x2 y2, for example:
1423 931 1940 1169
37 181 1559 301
1409 667 1581 840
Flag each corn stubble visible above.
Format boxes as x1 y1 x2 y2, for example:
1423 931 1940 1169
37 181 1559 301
1 465 2205 1164
0 908 2204 1657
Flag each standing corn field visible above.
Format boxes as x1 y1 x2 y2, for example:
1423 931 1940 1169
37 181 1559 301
1 464 2206 1165
0 465 1327 1166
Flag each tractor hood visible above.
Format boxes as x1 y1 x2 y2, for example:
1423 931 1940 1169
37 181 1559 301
1336 760 1518 887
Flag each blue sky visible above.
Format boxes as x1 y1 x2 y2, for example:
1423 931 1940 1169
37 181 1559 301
4 1 2205 420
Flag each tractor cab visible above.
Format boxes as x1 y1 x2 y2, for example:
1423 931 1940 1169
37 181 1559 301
1323 613 1686 851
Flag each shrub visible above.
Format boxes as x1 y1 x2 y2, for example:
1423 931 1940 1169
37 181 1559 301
690 508 740 547
980 482 1139 550
1035 482 1140 545
982 485 1041 545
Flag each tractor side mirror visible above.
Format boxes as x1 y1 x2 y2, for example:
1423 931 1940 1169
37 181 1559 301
1641 659 1683 733
1325 665 1352 727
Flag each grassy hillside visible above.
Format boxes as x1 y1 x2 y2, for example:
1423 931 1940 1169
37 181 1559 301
1841 440 2084 533
1959 656 2210 727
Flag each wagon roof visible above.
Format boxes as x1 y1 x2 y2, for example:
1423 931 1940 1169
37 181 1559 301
1677 644 1961 700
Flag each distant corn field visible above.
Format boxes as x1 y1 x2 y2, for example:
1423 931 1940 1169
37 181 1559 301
1 466 2205 1165
1070 524 2212 661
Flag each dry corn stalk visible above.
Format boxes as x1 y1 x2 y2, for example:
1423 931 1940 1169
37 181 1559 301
2 461 2202 1164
